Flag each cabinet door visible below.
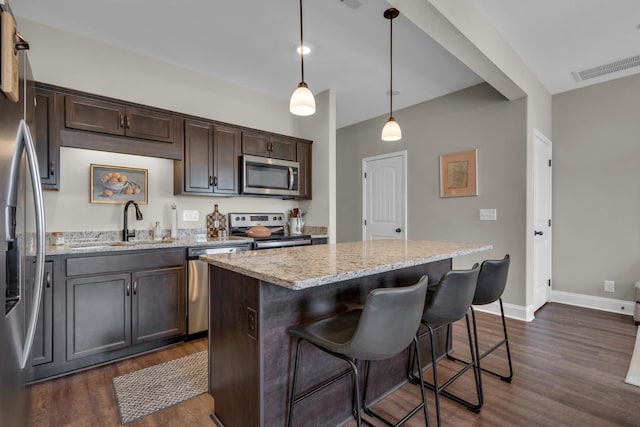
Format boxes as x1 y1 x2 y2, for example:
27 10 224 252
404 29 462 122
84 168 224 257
241 131 270 157
296 142 312 199
125 107 177 144
34 89 60 189
64 95 125 136
183 120 214 193
213 126 241 195
66 273 131 360
269 136 297 161
132 267 185 344
31 261 53 366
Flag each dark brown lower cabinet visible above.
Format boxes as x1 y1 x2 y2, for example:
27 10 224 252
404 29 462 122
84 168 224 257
29 249 186 382
66 267 185 361
132 267 185 344
66 273 132 360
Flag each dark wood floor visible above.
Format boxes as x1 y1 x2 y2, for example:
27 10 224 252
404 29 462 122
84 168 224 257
29 303 640 426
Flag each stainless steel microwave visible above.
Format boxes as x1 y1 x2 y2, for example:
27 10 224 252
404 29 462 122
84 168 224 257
241 155 300 197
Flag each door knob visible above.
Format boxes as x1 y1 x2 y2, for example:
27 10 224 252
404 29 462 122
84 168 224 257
395 228 402 233
534 230 543 236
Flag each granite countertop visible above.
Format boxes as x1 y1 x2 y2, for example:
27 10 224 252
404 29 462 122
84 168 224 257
45 236 253 255
201 239 492 290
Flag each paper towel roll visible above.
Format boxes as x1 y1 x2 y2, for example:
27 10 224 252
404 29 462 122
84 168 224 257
170 204 178 238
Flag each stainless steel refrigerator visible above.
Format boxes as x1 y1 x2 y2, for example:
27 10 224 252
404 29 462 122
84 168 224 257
0 6 45 425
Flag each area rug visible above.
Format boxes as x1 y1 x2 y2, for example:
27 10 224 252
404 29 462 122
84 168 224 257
625 327 640 387
112 350 207 424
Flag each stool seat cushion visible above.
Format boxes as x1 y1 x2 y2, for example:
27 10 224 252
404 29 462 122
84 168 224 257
289 310 361 355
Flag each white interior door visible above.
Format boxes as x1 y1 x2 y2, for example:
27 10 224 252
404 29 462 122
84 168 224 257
362 151 406 240
533 129 552 312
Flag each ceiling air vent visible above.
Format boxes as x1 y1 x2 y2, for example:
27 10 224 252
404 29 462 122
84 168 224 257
572 55 640 82
340 0 362 10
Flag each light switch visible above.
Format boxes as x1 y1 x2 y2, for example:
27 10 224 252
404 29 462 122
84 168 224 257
183 210 199 221
479 209 497 221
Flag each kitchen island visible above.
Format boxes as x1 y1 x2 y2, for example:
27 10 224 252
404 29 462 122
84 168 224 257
202 240 491 427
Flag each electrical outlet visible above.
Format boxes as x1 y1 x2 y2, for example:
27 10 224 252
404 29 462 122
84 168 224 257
604 280 615 293
183 210 199 221
479 209 497 221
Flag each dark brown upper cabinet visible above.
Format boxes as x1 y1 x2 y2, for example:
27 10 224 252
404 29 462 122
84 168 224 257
296 141 312 199
174 121 241 196
241 131 296 161
34 87 61 190
56 90 183 160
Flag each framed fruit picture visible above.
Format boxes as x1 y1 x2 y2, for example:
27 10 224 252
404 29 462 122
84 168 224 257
90 164 148 204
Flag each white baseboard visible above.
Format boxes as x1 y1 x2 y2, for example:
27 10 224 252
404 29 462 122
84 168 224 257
472 301 533 322
551 290 635 316
473 292 635 323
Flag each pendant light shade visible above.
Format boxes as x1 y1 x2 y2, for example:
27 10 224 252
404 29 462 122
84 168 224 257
290 0 316 116
382 8 401 141
290 82 316 116
382 116 402 141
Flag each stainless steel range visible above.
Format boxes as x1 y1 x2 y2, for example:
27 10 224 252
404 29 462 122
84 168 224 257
229 212 312 249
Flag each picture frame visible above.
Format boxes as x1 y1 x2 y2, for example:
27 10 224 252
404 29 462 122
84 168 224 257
90 164 148 204
439 149 478 198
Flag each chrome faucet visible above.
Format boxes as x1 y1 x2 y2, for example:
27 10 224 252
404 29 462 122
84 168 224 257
123 200 143 241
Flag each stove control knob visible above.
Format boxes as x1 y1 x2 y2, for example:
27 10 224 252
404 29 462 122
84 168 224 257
273 216 277 220
235 216 240 221
241 216 246 221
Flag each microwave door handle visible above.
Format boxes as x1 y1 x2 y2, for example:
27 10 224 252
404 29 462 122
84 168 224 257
288 167 294 190
20 120 46 369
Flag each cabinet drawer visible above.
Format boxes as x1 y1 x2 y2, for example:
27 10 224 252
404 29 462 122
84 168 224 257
66 249 186 277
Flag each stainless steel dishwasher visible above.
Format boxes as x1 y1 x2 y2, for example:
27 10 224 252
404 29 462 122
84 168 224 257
187 244 250 338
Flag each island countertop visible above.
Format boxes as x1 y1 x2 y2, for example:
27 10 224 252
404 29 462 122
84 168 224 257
201 239 491 290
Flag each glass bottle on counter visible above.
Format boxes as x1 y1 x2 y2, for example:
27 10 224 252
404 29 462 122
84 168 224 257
210 204 222 238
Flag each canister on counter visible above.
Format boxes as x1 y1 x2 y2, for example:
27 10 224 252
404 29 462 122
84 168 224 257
50 232 65 246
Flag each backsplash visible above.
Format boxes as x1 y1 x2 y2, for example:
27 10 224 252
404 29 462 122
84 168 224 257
47 225 327 245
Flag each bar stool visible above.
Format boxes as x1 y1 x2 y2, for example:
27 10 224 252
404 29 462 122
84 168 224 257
448 254 513 382
287 276 430 427
409 265 481 427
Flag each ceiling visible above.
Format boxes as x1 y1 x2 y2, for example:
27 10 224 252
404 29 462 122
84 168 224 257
11 0 640 129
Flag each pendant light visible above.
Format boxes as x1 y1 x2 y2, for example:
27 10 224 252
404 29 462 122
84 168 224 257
381 8 401 141
290 0 316 116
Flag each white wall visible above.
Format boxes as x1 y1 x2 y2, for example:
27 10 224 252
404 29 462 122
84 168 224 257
552 73 640 302
298 90 336 242
19 19 308 233
337 84 527 306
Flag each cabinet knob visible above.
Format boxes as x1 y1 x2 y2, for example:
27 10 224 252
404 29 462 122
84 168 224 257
126 116 131 128
45 272 51 288
126 282 131 296
133 281 137 295
119 114 124 128
213 176 218 187
209 176 214 186
50 160 55 176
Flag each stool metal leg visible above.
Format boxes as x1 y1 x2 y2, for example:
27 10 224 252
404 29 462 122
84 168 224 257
287 338 362 426
362 337 430 427
412 318 483 425
287 338 303 427
470 301 513 382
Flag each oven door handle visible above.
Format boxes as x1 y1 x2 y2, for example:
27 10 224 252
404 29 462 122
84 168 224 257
253 239 312 250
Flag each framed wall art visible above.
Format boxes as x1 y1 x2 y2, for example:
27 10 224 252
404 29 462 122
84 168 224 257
439 149 478 198
90 164 148 204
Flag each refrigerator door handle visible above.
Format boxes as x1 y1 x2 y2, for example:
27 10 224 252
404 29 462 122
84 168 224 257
19 120 45 369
